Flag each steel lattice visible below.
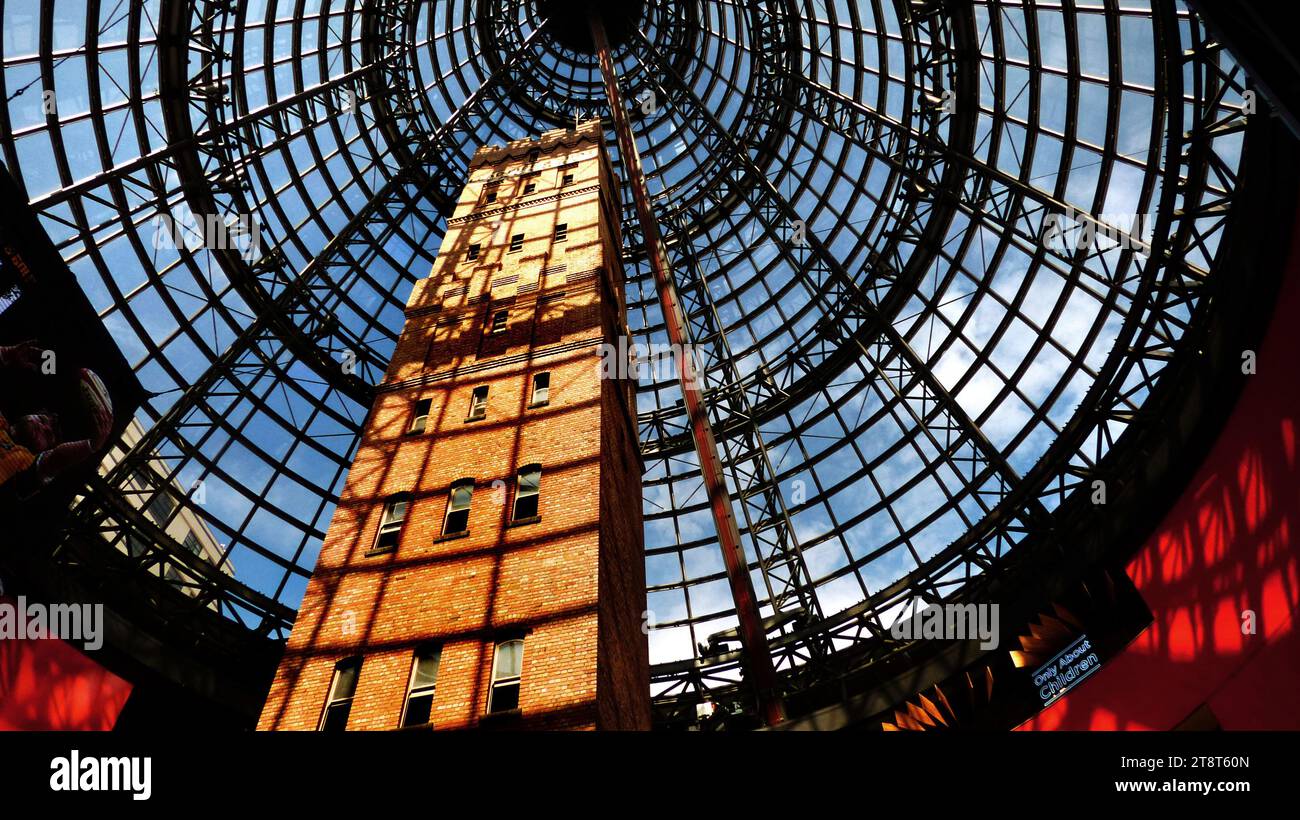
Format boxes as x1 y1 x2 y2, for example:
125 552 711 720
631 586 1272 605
0 0 1264 720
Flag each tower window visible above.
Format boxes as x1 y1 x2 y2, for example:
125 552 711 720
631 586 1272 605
133 471 176 526
508 233 524 253
490 310 508 335
148 489 176 525
530 373 550 407
374 494 410 552
487 639 524 714
443 479 474 535
554 223 568 243
408 398 432 434
522 173 538 195
319 657 361 732
527 149 539 164
466 243 480 262
483 182 500 205
560 163 576 185
513 464 541 522
467 385 489 420
400 645 442 728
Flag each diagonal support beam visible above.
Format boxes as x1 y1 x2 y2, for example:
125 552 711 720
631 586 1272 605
590 10 788 727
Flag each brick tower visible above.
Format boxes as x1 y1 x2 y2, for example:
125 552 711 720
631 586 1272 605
258 120 650 731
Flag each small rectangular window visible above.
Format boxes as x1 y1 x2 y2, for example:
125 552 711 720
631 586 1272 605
135 470 176 525
484 182 499 204
401 646 442 727
527 149 539 164
508 233 524 253
513 465 541 521
530 373 550 406
181 532 203 556
487 640 524 714
522 173 539 195
319 657 361 732
554 223 568 243
468 385 489 420
466 243 480 262
560 163 577 185
374 495 410 552
443 480 474 535
148 489 176 525
490 310 508 335
408 398 432 434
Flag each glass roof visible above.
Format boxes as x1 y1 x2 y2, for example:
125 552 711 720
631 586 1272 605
0 0 1253 706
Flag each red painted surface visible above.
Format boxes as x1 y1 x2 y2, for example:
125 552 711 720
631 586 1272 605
0 598 132 730
1018 208 1300 731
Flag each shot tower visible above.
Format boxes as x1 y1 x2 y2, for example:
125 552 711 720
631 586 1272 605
258 119 649 730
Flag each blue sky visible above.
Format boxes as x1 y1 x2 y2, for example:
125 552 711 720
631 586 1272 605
1 0 1244 668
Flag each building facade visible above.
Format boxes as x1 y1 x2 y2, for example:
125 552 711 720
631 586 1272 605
95 417 234 604
258 120 650 731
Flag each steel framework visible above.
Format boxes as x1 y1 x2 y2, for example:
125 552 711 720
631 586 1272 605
0 0 1278 724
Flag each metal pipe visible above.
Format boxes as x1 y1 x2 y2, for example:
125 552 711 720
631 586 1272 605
587 8 786 727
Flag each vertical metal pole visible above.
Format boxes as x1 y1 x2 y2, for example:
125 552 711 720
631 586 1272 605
588 9 786 727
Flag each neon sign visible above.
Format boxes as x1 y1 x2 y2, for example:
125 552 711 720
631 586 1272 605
1032 634 1103 706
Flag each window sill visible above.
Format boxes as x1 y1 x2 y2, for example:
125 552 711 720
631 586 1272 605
464 415 486 424
507 515 541 528
527 402 549 410
435 530 470 543
396 722 436 732
480 709 522 727
365 546 397 557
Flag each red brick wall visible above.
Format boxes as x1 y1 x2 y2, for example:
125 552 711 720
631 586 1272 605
259 122 649 731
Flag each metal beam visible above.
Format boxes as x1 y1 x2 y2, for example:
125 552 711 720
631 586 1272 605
589 8 787 727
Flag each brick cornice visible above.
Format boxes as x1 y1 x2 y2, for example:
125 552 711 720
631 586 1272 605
447 184 599 227
377 336 606 394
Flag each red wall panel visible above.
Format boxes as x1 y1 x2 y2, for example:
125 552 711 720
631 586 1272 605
1018 208 1300 731
0 597 132 731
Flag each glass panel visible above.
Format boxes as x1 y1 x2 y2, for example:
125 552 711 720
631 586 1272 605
518 468 540 496
493 640 523 679
445 483 472 533
470 386 489 416
383 498 408 525
402 693 433 727
450 484 473 511
409 398 431 433
489 682 519 713
412 649 441 689
332 661 360 700
320 702 351 732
